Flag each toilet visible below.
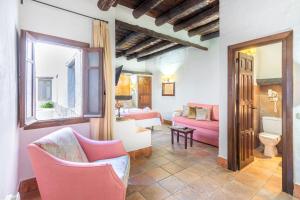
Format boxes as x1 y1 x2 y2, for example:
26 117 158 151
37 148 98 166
259 116 282 157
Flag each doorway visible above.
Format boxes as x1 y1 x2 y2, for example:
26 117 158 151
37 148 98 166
227 31 293 194
138 76 152 109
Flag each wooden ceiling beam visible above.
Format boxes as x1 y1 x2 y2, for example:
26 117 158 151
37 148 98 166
200 31 219 41
97 0 118 11
188 19 219 37
137 44 185 62
125 37 161 55
132 0 165 19
173 5 219 32
126 41 176 60
116 51 126 58
116 32 141 49
126 53 138 60
137 41 177 58
112 0 119 7
155 0 216 26
116 20 208 51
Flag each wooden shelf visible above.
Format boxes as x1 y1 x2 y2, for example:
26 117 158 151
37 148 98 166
256 78 282 86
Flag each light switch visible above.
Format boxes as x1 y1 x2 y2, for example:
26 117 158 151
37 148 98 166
296 113 300 120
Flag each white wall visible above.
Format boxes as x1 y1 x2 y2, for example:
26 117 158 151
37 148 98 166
18 0 116 181
0 0 19 198
218 0 300 185
146 38 220 120
116 56 146 72
256 42 282 79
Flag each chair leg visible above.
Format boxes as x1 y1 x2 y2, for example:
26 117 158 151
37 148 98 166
185 134 187 149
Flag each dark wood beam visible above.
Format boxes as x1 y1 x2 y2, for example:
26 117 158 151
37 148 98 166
126 41 176 60
126 53 138 60
137 45 185 62
116 20 208 51
125 38 161 55
97 0 117 11
188 19 219 37
137 41 177 58
116 51 126 58
173 5 219 32
116 32 140 49
200 31 219 41
112 0 119 7
132 0 165 19
155 0 216 26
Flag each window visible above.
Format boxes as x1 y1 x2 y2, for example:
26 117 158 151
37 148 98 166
19 31 104 129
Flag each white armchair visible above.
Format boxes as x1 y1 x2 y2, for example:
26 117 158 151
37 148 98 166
172 110 183 117
172 110 183 125
114 119 151 155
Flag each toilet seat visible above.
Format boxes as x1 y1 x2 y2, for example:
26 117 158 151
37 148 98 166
259 132 281 140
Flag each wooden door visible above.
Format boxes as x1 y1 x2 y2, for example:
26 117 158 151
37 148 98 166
138 76 152 108
236 52 255 169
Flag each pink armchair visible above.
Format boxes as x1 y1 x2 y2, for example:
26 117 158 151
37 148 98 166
28 127 130 200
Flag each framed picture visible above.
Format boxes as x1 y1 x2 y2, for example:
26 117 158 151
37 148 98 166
162 82 175 96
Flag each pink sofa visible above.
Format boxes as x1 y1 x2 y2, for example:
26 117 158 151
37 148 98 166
28 127 130 200
172 103 219 146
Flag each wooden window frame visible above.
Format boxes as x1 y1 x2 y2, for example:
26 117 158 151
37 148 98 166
19 30 95 130
82 48 105 118
227 31 293 194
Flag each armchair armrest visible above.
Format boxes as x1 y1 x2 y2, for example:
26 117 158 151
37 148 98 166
28 144 126 200
172 110 183 118
73 131 127 161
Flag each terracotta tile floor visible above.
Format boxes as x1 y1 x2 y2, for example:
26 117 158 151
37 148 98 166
23 125 298 200
126 126 298 200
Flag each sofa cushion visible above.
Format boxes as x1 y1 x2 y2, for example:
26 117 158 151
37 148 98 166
196 107 211 121
93 155 130 186
173 116 219 131
212 105 219 121
182 105 189 117
34 127 89 163
188 106 196 119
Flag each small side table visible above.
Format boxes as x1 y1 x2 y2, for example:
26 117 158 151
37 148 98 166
170 126 195 149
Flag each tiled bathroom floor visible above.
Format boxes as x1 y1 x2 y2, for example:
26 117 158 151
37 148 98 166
126 126 297 200
22 125 297 200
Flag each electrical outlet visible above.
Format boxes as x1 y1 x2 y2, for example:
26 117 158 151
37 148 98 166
296 113 300 120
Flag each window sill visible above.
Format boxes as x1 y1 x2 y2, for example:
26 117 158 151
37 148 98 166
23 117 89 130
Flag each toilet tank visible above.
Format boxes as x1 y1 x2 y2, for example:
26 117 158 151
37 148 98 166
262 116 282 135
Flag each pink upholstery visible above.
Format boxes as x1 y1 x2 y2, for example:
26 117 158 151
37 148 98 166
173 103 219 146
28 128 129 200
212 105 219 121
173 116 219 131
188 103 219 121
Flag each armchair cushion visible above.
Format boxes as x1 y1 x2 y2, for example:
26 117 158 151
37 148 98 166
93 155 130 186
34 127 89 163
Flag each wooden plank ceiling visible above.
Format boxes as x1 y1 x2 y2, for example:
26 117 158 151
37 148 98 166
99 0 220 61
115 0 219 40
115 20 208 61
